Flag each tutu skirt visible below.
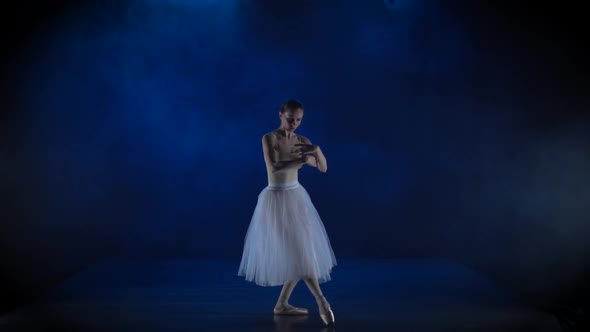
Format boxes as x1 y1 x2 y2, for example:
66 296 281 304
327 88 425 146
238 179 337 286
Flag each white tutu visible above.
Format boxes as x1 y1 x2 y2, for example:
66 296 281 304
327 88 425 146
238 179 337 286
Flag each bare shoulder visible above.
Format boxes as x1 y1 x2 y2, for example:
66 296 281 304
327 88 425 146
262 131 276 141
262 132 280 148
296 134 312 144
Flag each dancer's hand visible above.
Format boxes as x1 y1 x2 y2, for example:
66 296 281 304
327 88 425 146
295 143 319 156
303 153 318 167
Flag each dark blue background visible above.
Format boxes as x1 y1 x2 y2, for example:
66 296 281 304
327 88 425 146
1 0 589 313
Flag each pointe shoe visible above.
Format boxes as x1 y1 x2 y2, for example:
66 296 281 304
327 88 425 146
273 303 309 315
317 296 335 326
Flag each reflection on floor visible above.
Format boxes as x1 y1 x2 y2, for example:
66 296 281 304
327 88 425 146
0 258 561 332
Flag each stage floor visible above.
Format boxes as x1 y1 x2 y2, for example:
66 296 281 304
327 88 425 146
0 258 561 331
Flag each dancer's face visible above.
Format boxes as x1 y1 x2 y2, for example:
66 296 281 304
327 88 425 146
280 108 304 132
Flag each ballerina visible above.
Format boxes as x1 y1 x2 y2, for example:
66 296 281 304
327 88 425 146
237 99 336 326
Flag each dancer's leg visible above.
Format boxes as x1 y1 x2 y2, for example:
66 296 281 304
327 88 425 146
304 277 335 325
275 279 298 308
303 277 323 300
274 279 308 315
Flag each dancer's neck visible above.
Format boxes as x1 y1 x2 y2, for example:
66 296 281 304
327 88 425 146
278 127 295 139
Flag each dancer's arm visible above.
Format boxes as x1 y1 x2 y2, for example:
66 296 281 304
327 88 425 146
314 148 327 173
296 137 328 173
262 135 307 173
273 157 308 173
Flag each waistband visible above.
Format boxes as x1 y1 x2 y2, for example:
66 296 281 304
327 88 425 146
266 179 301 190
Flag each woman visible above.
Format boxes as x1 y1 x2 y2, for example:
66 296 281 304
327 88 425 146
237 99 337 326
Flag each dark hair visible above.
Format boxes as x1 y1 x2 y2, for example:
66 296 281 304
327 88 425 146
279 99 304 114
